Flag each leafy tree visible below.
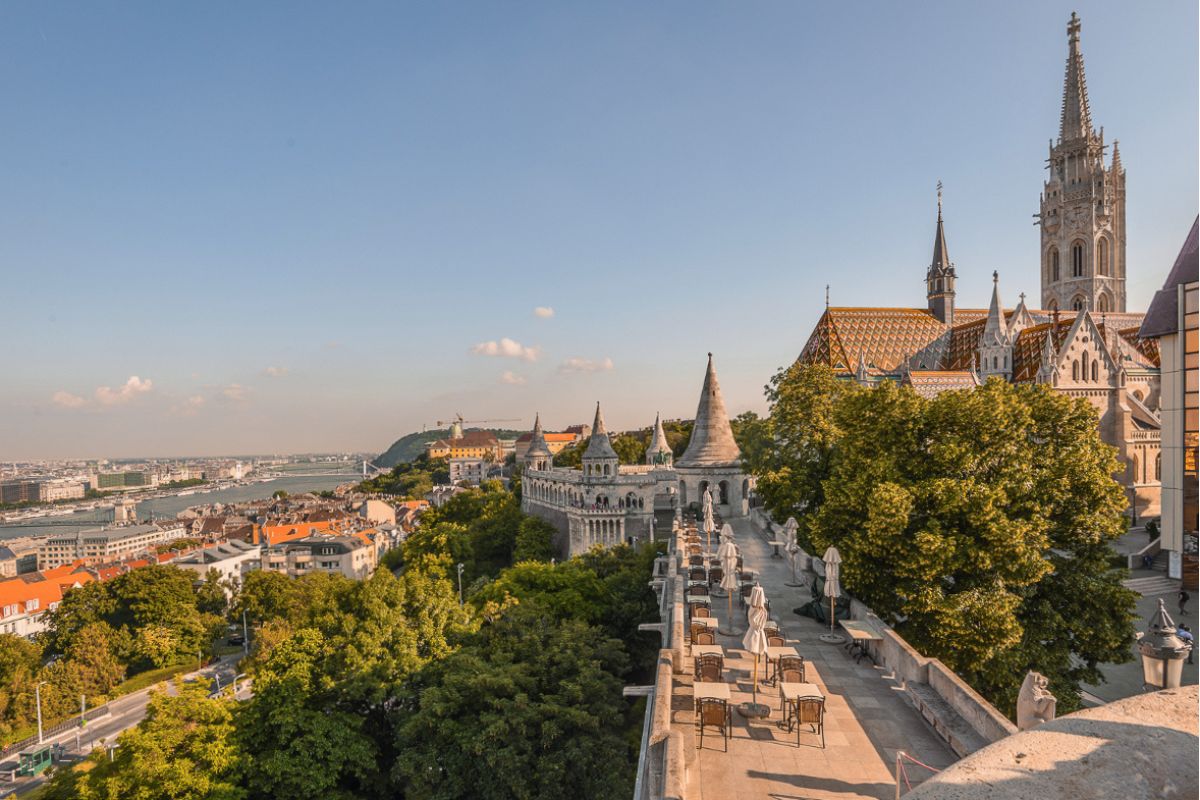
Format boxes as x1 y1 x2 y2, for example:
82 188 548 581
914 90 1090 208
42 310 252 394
512 516 556 563
393 610 634 800
43 679 245 800
803 378 1134 715
0 634 42 740
195 568 229 617
358 455 450 498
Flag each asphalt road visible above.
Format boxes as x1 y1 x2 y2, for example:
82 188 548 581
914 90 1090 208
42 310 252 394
2 653 247 797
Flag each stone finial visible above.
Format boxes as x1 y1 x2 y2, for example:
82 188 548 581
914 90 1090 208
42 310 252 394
1016 671 1057 731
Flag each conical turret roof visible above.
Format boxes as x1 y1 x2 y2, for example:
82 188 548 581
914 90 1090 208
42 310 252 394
645 413 672 464
982 272 1009 346
583 402 619 461
928 190 953 278
677 354 741 469
526 413 552 459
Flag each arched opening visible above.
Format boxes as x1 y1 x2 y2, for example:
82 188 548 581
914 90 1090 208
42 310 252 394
1132 456 1140 484
678 481 688 508
1072 241 1085 277
1155 453 1161 481
1072 297 1086 312
1091 361 1098 382
1097 238 1109 276
698 480 709 501
1048 299 1059 312
718 480 729 504
1081 351 1089 381
1072 360 1080 381
1050 248 1060 282
603 464 610 476
1097 294 1110 313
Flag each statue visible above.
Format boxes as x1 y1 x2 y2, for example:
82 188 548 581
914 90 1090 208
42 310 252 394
1016 671 1057 731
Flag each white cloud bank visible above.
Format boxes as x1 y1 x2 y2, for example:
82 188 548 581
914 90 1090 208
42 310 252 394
262 366 289 378
533 306 555 319
53 376 154 410
559 356 614 373
471 337 542 362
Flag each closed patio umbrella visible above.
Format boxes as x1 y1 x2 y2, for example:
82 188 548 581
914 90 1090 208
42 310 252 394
702 499 715 553
738 584 770 718
822 545 842 635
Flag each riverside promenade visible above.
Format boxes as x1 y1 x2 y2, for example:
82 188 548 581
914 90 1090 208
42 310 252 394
669 516 957 800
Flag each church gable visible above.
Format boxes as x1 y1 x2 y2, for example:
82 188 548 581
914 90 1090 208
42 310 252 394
1056 313 1120 388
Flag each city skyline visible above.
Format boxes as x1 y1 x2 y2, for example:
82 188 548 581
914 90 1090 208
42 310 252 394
3 2 1197 459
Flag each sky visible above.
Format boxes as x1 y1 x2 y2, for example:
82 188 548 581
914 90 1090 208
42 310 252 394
2 1 1196 460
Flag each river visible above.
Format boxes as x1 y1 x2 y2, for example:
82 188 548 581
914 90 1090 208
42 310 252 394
0 475 352 540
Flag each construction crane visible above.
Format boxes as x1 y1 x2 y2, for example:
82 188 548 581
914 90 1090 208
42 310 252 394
435 413 522 429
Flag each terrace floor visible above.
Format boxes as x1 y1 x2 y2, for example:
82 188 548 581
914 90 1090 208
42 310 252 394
673 516 956 800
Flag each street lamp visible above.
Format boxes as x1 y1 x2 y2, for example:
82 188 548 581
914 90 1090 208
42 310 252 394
35 681 48 744
456 563 465 606
1137 598 1191 691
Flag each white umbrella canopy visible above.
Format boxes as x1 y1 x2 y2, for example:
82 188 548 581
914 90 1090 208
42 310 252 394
822 546 842 631
784 517 800 553
702 502 715 551
719 523 734 543
740 584 770 716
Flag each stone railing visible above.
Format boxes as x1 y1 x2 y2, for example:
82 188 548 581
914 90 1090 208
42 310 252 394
749 509 1017 757
634 531 689 800
1127 535 1162 570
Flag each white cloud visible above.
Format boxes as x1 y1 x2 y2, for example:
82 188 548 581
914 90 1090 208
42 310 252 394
499 371 527 385
533 306 555 319
220 384 249 402
470 337 542 362
262 366 289 378
51 391 87 409
169 395 207 417
94 376 154 406
559 356 614 373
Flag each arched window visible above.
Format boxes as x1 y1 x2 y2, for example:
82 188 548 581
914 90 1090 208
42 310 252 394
1081 352 1089 381
1132 456 1140 484
1097 294 1110 313
1072 242 1085 277
1073 297 1085 311
1097 238 1109 276
1050 248 1060 282
1072 360 1079 380
1155 453 1162 481
1091 361 1098 382
992 356 998 370
1048 299 1059 312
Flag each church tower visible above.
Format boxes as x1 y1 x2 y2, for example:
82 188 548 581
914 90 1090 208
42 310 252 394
979 272 1013 380
926 182 956 326
1038 12 1127 313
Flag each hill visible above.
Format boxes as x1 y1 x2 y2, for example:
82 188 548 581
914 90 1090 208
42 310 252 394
375 428 526 468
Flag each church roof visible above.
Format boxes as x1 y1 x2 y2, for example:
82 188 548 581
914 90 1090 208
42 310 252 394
800 306 1152 380
677 354 741 469
901 370 980 399
582 403 618 461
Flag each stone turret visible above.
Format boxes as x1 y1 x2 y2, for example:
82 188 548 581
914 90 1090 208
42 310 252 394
582 402 619 479
979 272 1013 381
926 183 957 326
645 413 673 466
524 413 553 472
676 354 748 516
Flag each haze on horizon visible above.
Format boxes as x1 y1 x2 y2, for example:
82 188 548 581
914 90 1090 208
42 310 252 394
3 1 1196 460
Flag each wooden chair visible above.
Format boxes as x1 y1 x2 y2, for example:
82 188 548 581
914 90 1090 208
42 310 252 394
767 633 786 648
793 696 825 748
694 653 723 683
776 656 806 702
690 604 711 619
688 554 704 567
688 567 707 582
708 566 724 586
695 697 731 751
690 621 711 642
686 584 709 598
693 629 716 646
687 544 702 557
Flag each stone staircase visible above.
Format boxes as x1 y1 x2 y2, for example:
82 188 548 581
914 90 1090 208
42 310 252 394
1123 573 1180 598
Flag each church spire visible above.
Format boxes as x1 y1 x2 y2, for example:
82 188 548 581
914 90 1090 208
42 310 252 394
645 412 673 466
1060 12 1094 143
583 402 619 462
926 181 956 326
979 272 1013 381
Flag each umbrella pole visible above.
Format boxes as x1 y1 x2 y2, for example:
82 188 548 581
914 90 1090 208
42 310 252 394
830 596 835 631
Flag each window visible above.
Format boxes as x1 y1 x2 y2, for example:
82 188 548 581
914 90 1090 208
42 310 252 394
1082 352 1089 381
1155 453 1162 481
1050 248 1060 282
1072 242 1085 277
1132 456 1140 484
1091 361 1098 382
1097 294 1110 313
1097 238 1109 276
1073 360 1079 380
1073 297 1085 311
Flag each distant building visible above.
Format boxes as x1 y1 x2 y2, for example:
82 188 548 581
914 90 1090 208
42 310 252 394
0 567 96 638
264 534 376 580
1139 219 1199 580
175 540 261 593
358 499 397 526
40 480 86 502
0 480 42 505
37 522 189 570
513 429 583 462
424 429 502 461
91 470 153 492
448 457 487 486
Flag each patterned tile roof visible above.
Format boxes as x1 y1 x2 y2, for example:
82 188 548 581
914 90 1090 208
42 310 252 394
902 371 981 399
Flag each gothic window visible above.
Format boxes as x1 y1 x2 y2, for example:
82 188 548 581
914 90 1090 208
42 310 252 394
1048 299 1058 312
1097 238 1109 276
1071 242 1085 277
1050 248 1060 282
603 464 611 476
1072 360 1079 381
1097 294 1110 313
1003 354 1008 369
1091 361 1098 382
1082 352 1089 381
719 481 729 504
1072 297 1085 311
1155 453 1161 481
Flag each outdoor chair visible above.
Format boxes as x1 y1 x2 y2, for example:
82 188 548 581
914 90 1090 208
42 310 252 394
687 544 702 556
689 567 707 582
690 621 711 641
686 584 709 598
739 583 754 608
688 554 704 567
793 696 825 748
693 628 716 646
689 603 711 619
776 656 806 698
736 556 744 570
695 697 731 751
767 633 786 648
708 567 724 586
695 653 723 683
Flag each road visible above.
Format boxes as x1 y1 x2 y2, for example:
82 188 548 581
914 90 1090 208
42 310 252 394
2 654 247 797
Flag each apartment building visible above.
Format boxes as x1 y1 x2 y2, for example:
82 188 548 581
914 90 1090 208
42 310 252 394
37 522 189 569
264 534 376 580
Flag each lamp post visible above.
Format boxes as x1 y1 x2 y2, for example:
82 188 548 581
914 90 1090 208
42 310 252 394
1137 598 1190 691
35 681 48 744
456 563 465 606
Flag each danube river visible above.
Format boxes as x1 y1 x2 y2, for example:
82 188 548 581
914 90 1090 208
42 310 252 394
0 475 350 541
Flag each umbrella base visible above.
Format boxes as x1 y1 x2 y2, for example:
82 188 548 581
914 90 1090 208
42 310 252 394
819 633 846 644
783 581 804 587
736 702 770 719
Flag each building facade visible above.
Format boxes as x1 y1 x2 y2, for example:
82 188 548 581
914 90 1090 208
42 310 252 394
1139 220 1199 579
175 540 261 594
521 355 747 558
37 522 189 569
796 14 1161 518
264 534 376 580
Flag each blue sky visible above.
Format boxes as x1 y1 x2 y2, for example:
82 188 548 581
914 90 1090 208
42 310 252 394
2 1 1196 459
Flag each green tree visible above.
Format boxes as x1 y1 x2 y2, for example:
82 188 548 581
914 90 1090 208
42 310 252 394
195 568 229 617
43 679 245 800
0 634 42 740
393 610 634 800
512 516 557 563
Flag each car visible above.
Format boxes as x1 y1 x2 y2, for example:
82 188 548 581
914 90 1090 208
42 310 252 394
228 634 245 646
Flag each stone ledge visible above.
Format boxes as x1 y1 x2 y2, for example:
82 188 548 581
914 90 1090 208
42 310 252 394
907 682 990 758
